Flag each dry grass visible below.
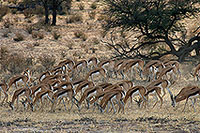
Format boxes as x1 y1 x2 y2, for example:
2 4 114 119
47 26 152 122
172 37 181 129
0 0 200 132
0 63 200 132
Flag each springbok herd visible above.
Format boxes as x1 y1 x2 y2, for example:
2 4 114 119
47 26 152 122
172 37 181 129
0 57 200 113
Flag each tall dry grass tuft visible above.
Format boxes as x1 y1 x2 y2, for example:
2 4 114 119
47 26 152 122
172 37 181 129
13 33 24 42
66 13 83 23
52 31 61 40
74 30 87 41
0 6 10 21
0 50 33 75
38 55 56 70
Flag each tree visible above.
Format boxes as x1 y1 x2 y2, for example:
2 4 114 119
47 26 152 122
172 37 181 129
102 0 200 61
22 0 71 25
51 0 71 25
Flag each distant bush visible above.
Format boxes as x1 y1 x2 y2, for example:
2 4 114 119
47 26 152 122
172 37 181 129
2 29 10 38
66 13 83 23
38 55 56 70
34 5 44 17
32 31 44 39
78 3 85 10
26 25 34 34
91 37 99 45
88 11 96 19
1 52 33 75
13 33 24 42
23 8 34 18
74 30 87 41
90 2 97 9
0 6 10 21
52 31 61 40
3 19 11 28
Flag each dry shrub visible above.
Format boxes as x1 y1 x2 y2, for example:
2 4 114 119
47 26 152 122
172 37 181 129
66 13 83 23
32 31 44 39
67 41 74 49
38 55 56 70
88 11 96 19
97 14 108 22
1 52 33 75
74 30 87 41
52 31 61 40
78 3 85 10
34 5 44 17
23 8 34 18
2 30 9 37
91 37 99 45
26 25 34 34
0 6 10 21
3 19 12 28
13 33 24 42
90 2 97 9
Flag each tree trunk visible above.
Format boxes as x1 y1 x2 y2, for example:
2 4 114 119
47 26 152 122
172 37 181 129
44 6 49 24
52 0 57 26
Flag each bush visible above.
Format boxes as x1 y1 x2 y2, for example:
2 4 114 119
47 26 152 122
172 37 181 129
13 33 24 42
1 53 33 75
38 55 56 70
3 19 11 28
0 6 10 21
2 30 10 37
78 3 85 10
23 8 34 18
90 2 97 9
32 31 44 39
88 11 96 19
91 37 99 45
34 5 44 17
52 31 61 40
74 30 87 41
66 13 83 23
26 25 34 34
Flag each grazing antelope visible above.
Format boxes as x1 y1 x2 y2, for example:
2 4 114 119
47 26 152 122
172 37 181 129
85 67 107 82
143 60 162 81
51 87 79 112
51 64 66 75
7 74 30 92
75 80 94 95
144 86 163 108
78 86 103 110
89 84 120 107
169 85 200 112
164 60 181 77
72 59 88 74
146 79 170 99
39 71 51 83
0 80 8 105
88 57 99 69
58 58 75 70
123 86 147 108
99 88 125 113
113 59 125 78
97 59 115 78
116 59 134 79
32 88 53 111
30 83 50 99
53 81 73 92
9 87 32 110
156 66 177 83
191 64 200 81
123 59 145 80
